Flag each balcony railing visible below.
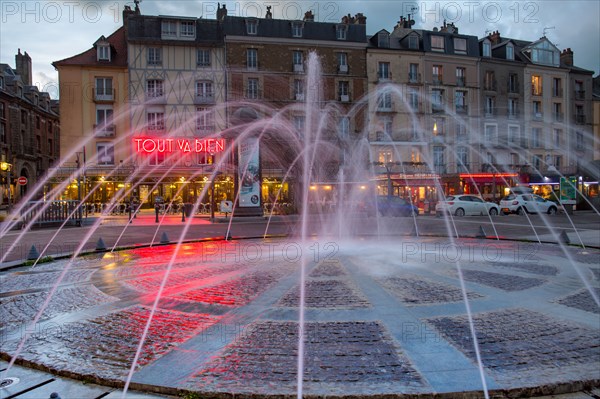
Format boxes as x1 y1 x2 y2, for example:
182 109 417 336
93 88 114 102
532 112 543 121
432 76 443 85
553 112 564 122
432 104 445 113
377 72 392 82
574 90 585 100
408 73 421 83
456 76 465 87
194 94 215 104
507 81 519 93
293 63 304 73
575 114 586 124
93 124 116 137
552 87 563 97
484 80 497 91
456 104 468 114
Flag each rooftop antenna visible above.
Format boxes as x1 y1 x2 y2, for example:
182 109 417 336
543 26 555 37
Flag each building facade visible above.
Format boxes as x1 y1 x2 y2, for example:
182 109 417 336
0 50 60 208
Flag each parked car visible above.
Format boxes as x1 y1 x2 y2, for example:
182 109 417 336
367 196 419 217
499 194 558 215
435 195 500 216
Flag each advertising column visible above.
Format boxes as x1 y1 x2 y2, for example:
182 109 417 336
236 137 263 216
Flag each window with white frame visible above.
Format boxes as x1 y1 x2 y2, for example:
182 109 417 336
293 115 305 131
291 22 303 37
246 19 258 35
485 96 496 116
483 40 491 57
455 91 467 112
336 25 347 40
196 107 214 133
433 146 444 171
97 44 110 61
431 35 445 51
196 81 213 101
456 122 467 141
97 143 114 165
145 48 161 67
147 111 165 131
293 51 303 67
506 43 514 60
454 38 467 54
338 81 349 97
484 124 497 144
409 87 419 110
338 116 350 138
508 98 518 118
456 146 468 170
247 78 259 99
553 128 561 147
378 62 390 80
378 91 392 110
378 149 393 163
146 79 164 98
432 65 443 84
431 89 443 112
95 77 113 99
409 63 419 82
197 49 211 66
531 127 541 148
293 79 304 99
180 21 195 37
95 106 113 129
247 48 258 69
382 116 393 136
337 52 348 72
161 20 177 36
508 125 519 143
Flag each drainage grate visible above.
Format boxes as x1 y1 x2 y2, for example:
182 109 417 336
0 377 20 390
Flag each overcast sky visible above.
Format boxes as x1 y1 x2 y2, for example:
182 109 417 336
1 0 598 99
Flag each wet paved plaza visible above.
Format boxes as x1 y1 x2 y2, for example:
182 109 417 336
0 237 599 397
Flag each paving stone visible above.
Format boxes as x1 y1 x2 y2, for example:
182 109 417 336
489 262 559 276
278 280 370 308
426 308 600 384
0 285 118 330
377 276 483 305
459 269 546 291
174 266 294 306
0 269 96 293
2 306 219 380
309 261 347 278
189 321 425 393
557 288 600 314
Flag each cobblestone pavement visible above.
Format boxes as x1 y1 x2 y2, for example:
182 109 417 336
0 238 598 397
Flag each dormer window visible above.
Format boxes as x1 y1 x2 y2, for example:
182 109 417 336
454 38 467 54
97 44 110 61
246 19 258 35
506 43 514 60
431 35 445 51
180 21 195 38
482 40 491 57
291 22 303 38
378 32 390 48
33 94 38 106
408 34 419 49
162 20 177 36
336 25 347 40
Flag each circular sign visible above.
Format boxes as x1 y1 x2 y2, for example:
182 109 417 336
17 176 28 186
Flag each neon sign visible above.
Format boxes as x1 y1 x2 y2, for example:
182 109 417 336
133 138 226 154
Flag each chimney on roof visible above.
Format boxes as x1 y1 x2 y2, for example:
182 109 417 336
303 10 314 22
354 13 366 24
16 49 32 86
488 30 501 45
561 48 574 66
341 13 354 24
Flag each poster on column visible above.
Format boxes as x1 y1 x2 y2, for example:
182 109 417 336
238 138 261 208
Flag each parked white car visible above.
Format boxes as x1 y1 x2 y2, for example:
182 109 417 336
435 195 500 216
499 194 558 215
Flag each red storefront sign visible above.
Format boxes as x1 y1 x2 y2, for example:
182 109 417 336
133 138 226 154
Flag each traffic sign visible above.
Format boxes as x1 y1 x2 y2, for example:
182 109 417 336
17 176 28 186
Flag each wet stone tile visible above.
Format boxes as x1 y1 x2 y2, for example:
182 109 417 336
0 269 96 294
426 308 600 383
120 263 245 292
378 277 483 305
175 266 294 307
1 306 219 380
460 269 546 291
557 287 600 314
191 321 425 393
489 262 559 276
591 268 600 281
309 262 347 278
278 280 370 308
0 285 118 330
